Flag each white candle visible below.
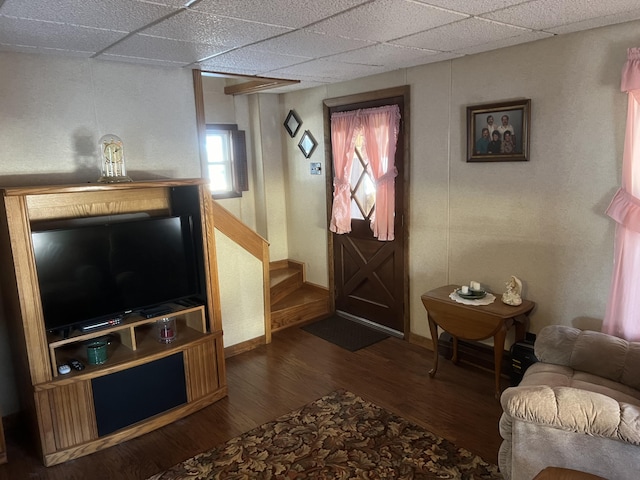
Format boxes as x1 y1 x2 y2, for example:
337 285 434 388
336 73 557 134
461 285 469 294
470 281 481 291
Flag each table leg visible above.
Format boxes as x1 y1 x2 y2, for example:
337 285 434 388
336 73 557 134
428 317 439 377
493 325 508 399
452 336 459 365
514 314 528 343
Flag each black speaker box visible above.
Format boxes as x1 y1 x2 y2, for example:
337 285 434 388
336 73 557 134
92 352 187 437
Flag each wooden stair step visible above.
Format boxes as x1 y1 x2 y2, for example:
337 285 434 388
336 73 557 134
269 266 301 287
271 284 330 332
270 267 303 305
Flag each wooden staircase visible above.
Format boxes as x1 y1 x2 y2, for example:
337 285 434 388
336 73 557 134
270 260 331 332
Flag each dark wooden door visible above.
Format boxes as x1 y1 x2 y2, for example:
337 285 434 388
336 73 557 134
326 92 407 334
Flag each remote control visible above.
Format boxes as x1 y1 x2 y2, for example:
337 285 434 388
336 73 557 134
69 359 85 371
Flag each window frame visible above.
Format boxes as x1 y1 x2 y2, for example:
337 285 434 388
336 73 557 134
203 123 248 199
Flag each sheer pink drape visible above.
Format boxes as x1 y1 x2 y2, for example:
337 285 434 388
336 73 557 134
329 105 401 240
361 106 401 240
603 47 640 340
329 112 358 234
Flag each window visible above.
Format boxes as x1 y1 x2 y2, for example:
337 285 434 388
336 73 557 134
204 124 248 198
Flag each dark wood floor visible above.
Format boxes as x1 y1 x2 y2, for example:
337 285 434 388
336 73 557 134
0 326 505 480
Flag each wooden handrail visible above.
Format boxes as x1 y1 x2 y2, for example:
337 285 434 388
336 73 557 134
210 201 268 260
210 200 272 343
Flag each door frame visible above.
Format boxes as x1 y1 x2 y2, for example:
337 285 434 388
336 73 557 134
322 85 411 336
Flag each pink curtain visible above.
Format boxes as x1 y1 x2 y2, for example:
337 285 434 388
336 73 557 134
603 47 640 340
329 112 359 234
329 105 401 240
361 105 401 240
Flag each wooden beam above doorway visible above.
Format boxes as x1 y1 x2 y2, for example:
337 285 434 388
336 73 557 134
200 70 300 95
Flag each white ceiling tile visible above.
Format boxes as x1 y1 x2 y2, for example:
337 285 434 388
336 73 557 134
398 51 463 67
198 47 311 73
392 17 531 52
1 0 177 32
411 0 533 16
100 53 187 68
328 43 439 66
142 9 292 46
190 0 370 29
1 0 639 92
134 0 187 7
250 30 373 58
0 42 93 58
482 0 640 30
0 16 125 54
272 58 386 81
455 30 553 56
381 50 462 70
309 0 468 42
106 34 226 64
547 8 640 35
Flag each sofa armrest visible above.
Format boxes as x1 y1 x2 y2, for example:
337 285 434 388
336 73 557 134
535 325 640 390
501 384 640 445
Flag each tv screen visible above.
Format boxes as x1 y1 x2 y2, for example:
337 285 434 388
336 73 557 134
31 215 202 333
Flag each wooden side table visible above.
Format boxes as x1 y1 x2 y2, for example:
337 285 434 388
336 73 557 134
421 285 535 398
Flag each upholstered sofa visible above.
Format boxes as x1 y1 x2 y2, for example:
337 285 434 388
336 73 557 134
498 325 640 480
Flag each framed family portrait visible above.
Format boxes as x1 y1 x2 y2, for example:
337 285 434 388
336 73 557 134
467 99 531 162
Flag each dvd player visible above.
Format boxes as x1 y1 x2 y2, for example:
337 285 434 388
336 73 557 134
80 317 123 333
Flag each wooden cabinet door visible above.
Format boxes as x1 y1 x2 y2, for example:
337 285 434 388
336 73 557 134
183 337 220 401
36 381 97 454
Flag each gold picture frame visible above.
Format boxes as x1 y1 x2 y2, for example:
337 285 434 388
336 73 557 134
467 99 531 162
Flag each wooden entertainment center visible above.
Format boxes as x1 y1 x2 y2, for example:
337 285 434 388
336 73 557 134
0 179 227 466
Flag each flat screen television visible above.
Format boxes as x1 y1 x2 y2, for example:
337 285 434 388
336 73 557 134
31 215 203 334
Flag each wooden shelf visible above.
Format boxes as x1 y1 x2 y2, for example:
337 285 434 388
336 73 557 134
47 305 207 379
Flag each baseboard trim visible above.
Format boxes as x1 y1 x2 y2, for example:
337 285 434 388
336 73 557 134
224 335 266 358
406 332 433 351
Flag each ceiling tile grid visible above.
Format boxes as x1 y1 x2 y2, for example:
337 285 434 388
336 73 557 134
328 43 440 67
189 0 371 29
391 17 535 52
0 0 178 32
481 0 640 30
106 33 226 65
0 16 126 55
140 9 293 47
247 29 374 58
307 0 469 43
198 47 312 73
1 0 639 92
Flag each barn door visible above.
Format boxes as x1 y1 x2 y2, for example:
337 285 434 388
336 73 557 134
326 90 407 335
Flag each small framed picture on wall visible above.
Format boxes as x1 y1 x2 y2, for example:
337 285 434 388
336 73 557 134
467 99 531 162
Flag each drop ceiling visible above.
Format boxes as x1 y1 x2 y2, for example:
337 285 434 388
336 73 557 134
1 0 639 93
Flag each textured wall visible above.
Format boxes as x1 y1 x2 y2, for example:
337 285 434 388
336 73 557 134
0 53 200 415
282 20 637 341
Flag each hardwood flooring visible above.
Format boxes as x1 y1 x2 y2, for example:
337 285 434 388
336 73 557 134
0 326 504 480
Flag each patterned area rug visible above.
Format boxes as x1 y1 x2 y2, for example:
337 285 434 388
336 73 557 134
147 390 502 479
